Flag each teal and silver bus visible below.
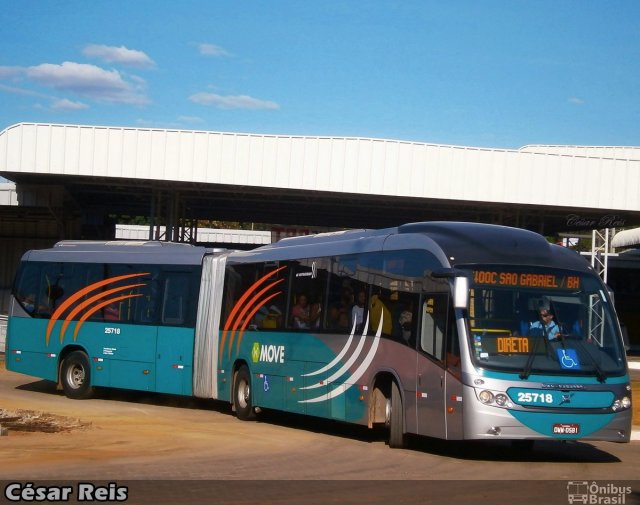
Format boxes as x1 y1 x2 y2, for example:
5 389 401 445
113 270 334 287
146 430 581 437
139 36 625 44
6 222 632 447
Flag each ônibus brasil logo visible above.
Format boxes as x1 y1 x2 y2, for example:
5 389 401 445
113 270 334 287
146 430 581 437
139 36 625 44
252 342 285 364
567 481 632 504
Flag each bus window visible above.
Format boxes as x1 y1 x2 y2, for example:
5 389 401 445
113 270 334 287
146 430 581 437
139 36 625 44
160 269 200 327
103 264 160 325
445 303 461 375
288 259 327 330
162 274 188 326
326 257 356 333
13 262 42 316
326 254 375 334
420 294 449 361
17 262 88 318
222 263 286 331
376 250 426 344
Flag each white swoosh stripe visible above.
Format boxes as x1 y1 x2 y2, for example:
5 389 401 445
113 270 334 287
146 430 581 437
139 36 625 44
300 314 369 391
302 319 357 377
300 313 382 403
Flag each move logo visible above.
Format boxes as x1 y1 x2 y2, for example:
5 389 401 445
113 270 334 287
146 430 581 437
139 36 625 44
251 342 286 364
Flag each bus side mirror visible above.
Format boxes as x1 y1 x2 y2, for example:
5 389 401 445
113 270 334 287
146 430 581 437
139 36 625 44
430 269 469 309
453 276 469 309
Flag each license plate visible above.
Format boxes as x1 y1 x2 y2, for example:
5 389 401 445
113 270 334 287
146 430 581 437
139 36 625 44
553 423 580 435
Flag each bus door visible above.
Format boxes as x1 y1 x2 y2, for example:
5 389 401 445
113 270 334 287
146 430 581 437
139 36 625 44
415 293 448 439
156 271 197 396
443 316 463 440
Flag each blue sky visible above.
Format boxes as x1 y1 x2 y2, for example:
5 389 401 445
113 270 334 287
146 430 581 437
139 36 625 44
1 1 639 149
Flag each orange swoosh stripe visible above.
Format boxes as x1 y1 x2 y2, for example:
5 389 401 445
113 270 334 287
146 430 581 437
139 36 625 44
72 294 143 340
59 283 145 344
227 279 284 359
234 291 283 356
45 272 149 345
219 266 286 363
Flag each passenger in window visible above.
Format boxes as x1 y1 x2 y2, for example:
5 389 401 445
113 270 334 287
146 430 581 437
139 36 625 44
258 304 283 329
19 294 36 313
104 303 120 321
351 290 367 333
291 294 321 329
310 297 322 329
399 301 414 344
370 291 392 335
328 287 352 331
329 306 350 332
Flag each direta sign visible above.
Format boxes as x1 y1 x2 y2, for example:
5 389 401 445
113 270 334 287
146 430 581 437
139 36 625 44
252 343 285 364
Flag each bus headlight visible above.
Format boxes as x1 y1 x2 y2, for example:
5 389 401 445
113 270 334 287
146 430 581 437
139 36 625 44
612 396 631 411
495 394 509 407
479 390 494 404
476 389 513 408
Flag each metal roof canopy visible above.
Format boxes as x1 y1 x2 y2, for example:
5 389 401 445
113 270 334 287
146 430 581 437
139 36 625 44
1 122 640 237
612 227 640 248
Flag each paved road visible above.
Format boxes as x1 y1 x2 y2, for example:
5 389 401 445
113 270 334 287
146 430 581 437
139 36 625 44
1 358 638 505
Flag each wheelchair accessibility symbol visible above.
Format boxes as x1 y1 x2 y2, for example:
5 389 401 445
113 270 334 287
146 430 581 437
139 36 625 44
263 375 270 392
557 349 581 370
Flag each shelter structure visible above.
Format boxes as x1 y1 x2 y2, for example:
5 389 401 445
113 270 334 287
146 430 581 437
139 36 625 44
1 122 640 349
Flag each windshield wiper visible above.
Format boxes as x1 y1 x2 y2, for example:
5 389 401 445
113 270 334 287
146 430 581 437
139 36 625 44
520 314 552 380
560 334 607 383
520 331 545 380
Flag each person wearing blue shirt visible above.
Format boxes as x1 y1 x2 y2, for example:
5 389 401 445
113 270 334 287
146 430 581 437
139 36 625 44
528 308 561 340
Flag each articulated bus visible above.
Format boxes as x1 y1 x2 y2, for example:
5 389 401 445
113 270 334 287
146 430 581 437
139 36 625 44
5 222 632 447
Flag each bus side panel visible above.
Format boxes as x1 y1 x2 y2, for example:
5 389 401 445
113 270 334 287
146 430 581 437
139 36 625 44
303 360 330 419
92 357 110 387
8 351 58 382
253 360 307 414
444 371 464 439
253 372 286 411
110 361 155 391
71 321 158 393
7 317 51 353
284 360 305 414
6 317 58 381
231 332 375 425
156 327 195 396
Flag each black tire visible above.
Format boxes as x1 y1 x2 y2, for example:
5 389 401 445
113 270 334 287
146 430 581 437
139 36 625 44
60 351 94 400
388 381 407 448
233 365 256 421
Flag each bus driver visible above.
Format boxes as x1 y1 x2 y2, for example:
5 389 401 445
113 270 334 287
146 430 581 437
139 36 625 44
528 308 561 340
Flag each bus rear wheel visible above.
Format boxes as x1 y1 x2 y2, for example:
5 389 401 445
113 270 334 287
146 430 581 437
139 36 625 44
388 381 407 448
233 365 256 421
60 351 94 400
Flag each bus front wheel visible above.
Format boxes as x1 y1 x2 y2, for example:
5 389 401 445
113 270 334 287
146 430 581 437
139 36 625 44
388 381 407 448
233 365 256 421
60 351 94 400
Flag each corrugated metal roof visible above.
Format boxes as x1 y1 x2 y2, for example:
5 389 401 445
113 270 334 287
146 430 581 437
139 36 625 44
520 145 640 160
2 122 640 212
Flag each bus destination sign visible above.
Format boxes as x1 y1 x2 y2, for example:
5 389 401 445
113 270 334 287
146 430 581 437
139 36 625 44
473 271 581 290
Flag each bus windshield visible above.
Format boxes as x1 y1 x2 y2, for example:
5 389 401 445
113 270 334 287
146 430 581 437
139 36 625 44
461 265 627 379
